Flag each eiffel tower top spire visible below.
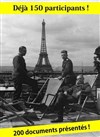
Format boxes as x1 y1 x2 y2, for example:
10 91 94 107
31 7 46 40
40 19 47 54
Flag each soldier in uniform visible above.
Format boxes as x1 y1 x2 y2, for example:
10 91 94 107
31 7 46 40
58 50 76 87
51 75 91 123
94 46 100 73
12 46 38 102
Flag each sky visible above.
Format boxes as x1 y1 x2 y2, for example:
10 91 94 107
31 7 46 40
0 14 100 68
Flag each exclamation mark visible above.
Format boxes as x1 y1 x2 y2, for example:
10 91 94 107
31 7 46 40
88 124 90 129
87 5 89 11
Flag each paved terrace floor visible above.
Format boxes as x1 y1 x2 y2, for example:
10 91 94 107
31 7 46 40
0 108 100 137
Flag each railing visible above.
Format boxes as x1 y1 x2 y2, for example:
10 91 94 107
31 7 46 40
0 71 99 104
0 71 98 87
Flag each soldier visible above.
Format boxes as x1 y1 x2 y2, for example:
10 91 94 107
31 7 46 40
51 75 91 123
58 50 76 87
12 46 38 102
94 46 100 73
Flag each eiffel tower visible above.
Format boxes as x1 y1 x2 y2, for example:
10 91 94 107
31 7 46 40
34 19 53 73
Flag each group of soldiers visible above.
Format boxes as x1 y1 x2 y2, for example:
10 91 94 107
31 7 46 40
0 46 100 123
12 46 94 123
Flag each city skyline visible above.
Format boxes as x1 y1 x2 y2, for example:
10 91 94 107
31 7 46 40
0 15 99 68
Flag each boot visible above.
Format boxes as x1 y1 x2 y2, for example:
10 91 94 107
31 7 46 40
0 112 4 117
51 115 63 123
51 117 63 123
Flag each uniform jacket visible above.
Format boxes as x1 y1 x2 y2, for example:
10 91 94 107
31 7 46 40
62 58 76 85
67 82 91 98
12 55 27 79
62 58 73 77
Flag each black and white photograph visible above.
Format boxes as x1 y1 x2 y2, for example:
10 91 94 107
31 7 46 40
0 13 100 136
